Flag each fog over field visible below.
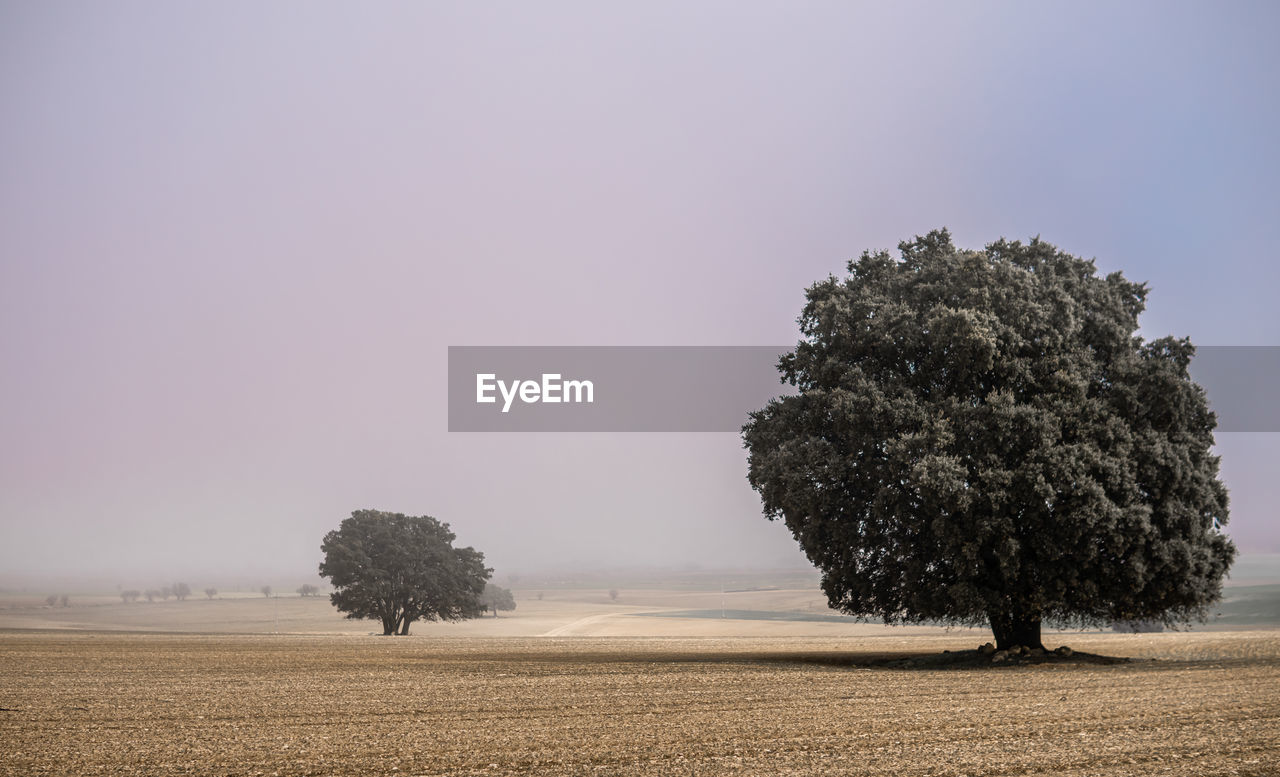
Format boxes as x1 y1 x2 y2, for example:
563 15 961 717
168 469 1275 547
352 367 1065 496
5 7 1280 777
2 3 1278 589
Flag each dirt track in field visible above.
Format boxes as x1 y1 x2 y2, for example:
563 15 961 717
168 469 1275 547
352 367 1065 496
2 631 1277 776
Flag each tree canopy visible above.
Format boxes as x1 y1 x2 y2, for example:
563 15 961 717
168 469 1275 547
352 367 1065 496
742 230 1236 649
480 583 516 616
319 509 491 635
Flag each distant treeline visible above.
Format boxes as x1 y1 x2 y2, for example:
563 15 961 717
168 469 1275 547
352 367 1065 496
104 583 326 603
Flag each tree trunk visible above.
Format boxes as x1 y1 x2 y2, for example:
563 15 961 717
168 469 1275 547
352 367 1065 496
399 617 413 636
988 610 1043 650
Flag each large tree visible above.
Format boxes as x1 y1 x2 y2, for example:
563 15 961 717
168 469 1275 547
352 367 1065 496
743 230 1235 650
319 509 491 635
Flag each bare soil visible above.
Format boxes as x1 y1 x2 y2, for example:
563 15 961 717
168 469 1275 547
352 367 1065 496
2 630 1277 776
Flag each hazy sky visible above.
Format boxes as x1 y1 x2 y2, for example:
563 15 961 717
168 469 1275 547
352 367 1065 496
2 2 1277 585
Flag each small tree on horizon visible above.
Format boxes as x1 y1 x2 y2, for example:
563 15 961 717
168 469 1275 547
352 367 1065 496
743 230 1235 650
1112 619 1165 633
121 590 140 603
608 589 619 602
319 509 491 635
204 587 217 600
297 584 319 597
260 585 272 598
173 583 191 601
480 583 516 617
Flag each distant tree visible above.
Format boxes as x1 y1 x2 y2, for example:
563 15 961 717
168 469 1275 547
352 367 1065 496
159 585 173 601
536 591 544 601
608 589 619 602
59 594 69 608
1111 620 1165 633
121 590 141 604
45 594 58 607
144 589 158 603
743 230 1236 650
260 585 272 598
204 588 217 600
172 583 191 601
480 583 516 617
296 584 319 597
319 509 491 635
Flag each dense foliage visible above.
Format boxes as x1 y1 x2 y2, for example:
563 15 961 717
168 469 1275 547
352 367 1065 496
743 230 1235 648
480 583 517 616
319 509 491 635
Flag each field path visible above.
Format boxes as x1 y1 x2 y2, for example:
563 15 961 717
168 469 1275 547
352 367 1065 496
540 610 658 636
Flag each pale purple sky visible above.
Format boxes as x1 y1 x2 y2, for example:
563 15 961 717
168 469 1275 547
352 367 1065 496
1 2 1277 584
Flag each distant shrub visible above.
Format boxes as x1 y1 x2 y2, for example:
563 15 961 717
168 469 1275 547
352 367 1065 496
480 583 516 617
296 584 319 597
45 594 58 607
172 583 191 601
121 590 141 603
204 588 217 600
1111 620 1165 633
608 589 619 602
260 585 272 598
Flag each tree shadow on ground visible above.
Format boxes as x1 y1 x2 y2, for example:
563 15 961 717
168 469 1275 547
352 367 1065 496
747 648 1140 671
425 646 1141 671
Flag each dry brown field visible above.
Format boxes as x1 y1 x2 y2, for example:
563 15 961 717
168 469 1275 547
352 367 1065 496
2 629 1278 777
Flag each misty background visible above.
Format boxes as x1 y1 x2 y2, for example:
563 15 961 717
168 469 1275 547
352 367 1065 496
2 2 1277 588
